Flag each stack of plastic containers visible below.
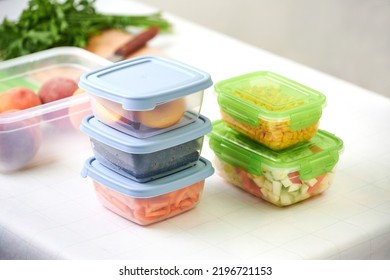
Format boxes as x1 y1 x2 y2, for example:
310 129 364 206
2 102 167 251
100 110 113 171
78 55 214 225
209 71 343 206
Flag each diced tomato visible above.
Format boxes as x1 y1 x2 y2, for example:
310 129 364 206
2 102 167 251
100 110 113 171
240 170 261 196
288 171 302 184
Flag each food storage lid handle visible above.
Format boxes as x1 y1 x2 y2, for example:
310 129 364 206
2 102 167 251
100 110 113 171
209 137 262 175
290 106 323 130
217 94 260 126
299 151 340 180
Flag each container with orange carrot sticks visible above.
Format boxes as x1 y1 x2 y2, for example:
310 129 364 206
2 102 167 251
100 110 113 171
81 156 214 225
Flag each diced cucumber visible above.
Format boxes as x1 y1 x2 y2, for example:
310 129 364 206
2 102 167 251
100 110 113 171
253 175 266 187
300 184 309 194
263 180 273 191
271 170 288 180
288 183 301 192
299 192 311 200
305 178 318 187
272 181 282 196
264 171 274 181
260 188 270 199
280 192 292 206
268 192 280 204
281 177 292 187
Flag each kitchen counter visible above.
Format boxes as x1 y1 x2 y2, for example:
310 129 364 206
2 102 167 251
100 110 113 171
0 0 389 260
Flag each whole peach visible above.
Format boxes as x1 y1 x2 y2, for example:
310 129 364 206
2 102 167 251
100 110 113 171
0 87 41 113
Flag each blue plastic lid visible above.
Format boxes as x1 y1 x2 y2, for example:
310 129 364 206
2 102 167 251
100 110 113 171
81 156 214 198
80 114 212 153
78 55 213 110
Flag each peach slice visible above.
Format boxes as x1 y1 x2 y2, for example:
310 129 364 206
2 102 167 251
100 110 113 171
138 98 185 129
94 100 124 124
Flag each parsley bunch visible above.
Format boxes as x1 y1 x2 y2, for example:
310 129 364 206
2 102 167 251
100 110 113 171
0 0 172 60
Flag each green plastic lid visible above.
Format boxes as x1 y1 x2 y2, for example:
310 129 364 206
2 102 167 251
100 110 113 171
215 71 326 130
208 120 343 180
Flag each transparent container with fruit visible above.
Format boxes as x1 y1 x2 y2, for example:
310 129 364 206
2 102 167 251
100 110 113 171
208 120 343 207
78 55 212 138
81 156 214 225
215 71 326 150
0 47 110 172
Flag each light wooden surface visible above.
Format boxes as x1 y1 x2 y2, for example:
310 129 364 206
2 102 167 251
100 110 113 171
85 29 166 59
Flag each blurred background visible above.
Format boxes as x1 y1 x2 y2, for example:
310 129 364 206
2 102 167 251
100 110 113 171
1 0 389 97
140 0 390 98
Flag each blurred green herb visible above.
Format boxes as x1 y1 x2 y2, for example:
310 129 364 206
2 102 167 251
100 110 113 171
0 0 172 60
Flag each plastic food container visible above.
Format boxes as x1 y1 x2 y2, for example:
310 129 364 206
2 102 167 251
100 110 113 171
78 55 213 138
80 114 212 182
215 71 326 150
0 47 111 172
81 156 214 225
208 120 343 206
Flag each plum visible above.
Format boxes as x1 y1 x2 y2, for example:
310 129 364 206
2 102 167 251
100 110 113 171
38 77 78 103
38 77 79 128
0 87 41 113
0 110 42 172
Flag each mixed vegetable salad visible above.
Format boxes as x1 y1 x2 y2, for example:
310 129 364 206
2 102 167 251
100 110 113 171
208 120 343 206
214 157 335 206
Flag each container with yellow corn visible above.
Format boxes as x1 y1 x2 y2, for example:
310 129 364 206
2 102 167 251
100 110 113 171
215 71 326 150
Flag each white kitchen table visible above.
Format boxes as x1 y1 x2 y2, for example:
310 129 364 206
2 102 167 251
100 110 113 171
0 0 389 260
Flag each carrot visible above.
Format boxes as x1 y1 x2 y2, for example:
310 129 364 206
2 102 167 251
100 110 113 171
189 181 204 193
124 196 140 211
92 180 203 225
110 196 131 215
144 208 170 218
145 196 171 213
179 198 194 209
133 208 155 224
308 174 326 194
94 182 135 217
172 189 188 207
185 182 203 200
94 183 111 201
